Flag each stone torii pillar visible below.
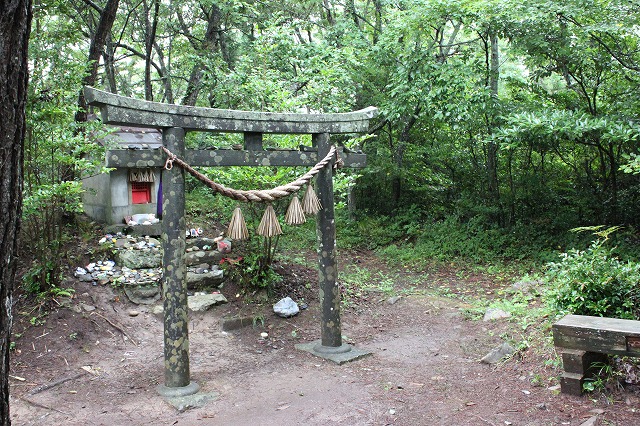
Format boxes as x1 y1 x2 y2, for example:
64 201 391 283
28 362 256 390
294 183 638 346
294 133 371 363
158 127 198 396
84 87 377 395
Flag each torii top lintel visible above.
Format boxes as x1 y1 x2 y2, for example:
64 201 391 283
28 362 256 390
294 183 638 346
84 87 378 134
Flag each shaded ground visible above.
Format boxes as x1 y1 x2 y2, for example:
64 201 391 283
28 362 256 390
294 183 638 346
9 250 640 426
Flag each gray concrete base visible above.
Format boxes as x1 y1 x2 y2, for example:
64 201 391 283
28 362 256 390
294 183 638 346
157 382 218 412
295 340 372 364
157 381 200 398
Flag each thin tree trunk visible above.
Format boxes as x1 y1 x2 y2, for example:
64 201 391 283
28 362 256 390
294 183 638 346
373 0 382 44
322 0 334 25
0 0 32 423
487 32 500 217
144 0 159 101
392 105 421 211
154 42 174 103
606 141 618 223
75 0 121 123
182 4 223 106
104 36 118 93
345 0 360 29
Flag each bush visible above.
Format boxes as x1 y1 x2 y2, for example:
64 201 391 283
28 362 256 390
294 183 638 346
545 228 640 320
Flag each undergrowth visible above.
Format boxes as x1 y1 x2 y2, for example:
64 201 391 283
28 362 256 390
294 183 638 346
545 226 640 320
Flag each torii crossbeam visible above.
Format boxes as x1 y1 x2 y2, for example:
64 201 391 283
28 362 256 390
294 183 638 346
85 87 378 397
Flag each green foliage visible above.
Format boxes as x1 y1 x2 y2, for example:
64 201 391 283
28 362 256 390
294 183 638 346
50 286 76 299
24 0 640 282
342 212 560 268
221 248 283 292
582 360 626 394
339 267 396 307
621 153 640 175
21 89 105 294
545 228 640 320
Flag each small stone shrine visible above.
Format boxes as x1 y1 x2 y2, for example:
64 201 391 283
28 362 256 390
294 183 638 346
82 125 163 225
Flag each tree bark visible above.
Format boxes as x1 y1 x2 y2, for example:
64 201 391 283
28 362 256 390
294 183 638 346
486 32 500 216
104 36 118 93
75 0 121 123
154 42 174 103
392 105 420 211
373 0 382 44
182 4 224 106
0 0 32 423
144 0 160 101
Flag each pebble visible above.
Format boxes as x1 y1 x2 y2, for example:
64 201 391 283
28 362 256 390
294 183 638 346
80 303 96 312
128 310 140 317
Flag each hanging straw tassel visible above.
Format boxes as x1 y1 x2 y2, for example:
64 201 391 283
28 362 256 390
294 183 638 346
285 195 306 226
256 204 282 238
302 183 322 215
227 206 249 240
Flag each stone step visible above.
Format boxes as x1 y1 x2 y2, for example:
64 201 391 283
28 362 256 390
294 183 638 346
186 267 224 290
113 239 225 269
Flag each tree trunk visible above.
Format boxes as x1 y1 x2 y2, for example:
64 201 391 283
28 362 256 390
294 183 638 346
154 42 174 103
487 32 500 218
75 0 121 123
608 142 618 223
182 4 224 106
0 0 32 423
345 0 361 29
322 0 334 26
373 0 382 44
144 0 160 101
392 105 420 212
104 36 118 93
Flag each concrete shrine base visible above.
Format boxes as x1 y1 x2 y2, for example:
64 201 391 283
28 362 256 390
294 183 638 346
295 340 372 365
157 382 218 411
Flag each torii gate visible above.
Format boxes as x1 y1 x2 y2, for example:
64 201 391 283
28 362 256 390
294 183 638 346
85 87 377 397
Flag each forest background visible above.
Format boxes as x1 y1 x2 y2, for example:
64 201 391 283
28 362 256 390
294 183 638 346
3 1 640 423
21 0 640 299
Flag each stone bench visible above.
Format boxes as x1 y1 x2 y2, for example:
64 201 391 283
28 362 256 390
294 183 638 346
553 314 640 395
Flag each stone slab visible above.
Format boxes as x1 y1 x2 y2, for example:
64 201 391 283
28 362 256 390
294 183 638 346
105 223 161 236
163 391 218 412
123 283 161 305
186 269 224 289
295 340 372 365
221 315 261 331
185 250 224 267
116 249 162 269
188 293 228 312
553 314 640 357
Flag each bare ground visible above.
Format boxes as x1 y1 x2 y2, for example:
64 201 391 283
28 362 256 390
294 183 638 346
9 251 640 426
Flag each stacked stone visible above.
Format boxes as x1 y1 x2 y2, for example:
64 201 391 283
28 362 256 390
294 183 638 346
74 233 226 304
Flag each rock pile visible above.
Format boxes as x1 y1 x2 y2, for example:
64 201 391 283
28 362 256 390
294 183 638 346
75 232 226 305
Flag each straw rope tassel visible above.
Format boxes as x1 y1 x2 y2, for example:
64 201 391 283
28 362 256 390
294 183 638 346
285 195 306 226
257 204 282 238
227 206 249 240
302 183 322 215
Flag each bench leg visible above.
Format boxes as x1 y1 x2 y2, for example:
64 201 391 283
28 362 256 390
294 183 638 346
559 349 608 396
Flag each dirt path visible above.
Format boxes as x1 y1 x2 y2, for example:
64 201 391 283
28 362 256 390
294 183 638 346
9 261 640 425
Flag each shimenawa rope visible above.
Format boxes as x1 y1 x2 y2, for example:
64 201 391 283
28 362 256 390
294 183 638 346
161 145 339 202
